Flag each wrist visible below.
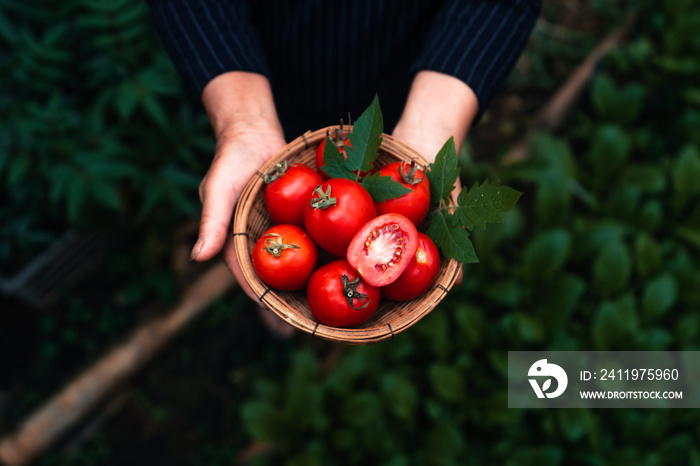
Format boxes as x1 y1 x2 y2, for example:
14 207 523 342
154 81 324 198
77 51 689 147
202 71 285 142
393 71 478 161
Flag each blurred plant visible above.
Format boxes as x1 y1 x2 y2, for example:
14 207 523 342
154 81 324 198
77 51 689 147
0 0 212 273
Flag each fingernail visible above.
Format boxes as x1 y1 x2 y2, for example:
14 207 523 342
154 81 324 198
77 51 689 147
190 238 204 261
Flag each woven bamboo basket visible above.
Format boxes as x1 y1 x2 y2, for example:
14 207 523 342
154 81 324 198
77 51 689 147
233 126 461 345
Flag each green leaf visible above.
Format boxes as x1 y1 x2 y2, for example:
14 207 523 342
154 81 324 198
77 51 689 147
320 137 353 179
90 180 123 212
340 391 381 427
429 363 464 403
534 274 586 325
241 401 285 444
360 172 410 202
672 144 700 212
593 293 639 350
640 200 664 232
426 137 460 202
426 210 477 263
621 164 667 193
521 229 571 281
675 226 700 252
454 179 522 230
515 312 544 343
588 124 631 177
642 273 678 319
676 313 700 347
67 176 87 224
634 232 662 279
535 174 571 226
345 95 383 174
616 83 645 124
593 238 631 296
380 373 418 421
591 74 617 119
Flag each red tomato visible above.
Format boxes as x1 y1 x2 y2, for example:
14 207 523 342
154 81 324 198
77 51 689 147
346 213 418 287
251 224 318 291
307 259 380 327
374 161 431 227
303 178 377 257
315 129 373 180
381 233 441 301
316 134 350 180
264 161 324 227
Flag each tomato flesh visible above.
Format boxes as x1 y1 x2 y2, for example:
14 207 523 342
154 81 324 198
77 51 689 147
382 233 441 301
346 213 418 287
307 259 380 327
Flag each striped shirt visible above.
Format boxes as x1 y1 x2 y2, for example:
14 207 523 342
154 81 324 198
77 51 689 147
147 0 541 139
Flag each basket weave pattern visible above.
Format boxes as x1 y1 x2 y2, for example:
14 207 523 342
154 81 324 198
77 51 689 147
233 126 460 344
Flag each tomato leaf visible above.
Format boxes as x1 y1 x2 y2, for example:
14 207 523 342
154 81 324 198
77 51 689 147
454 179 523 230
427 137 460 202
360 172 411 202
427 210 478 263
321 136 355 179
345 95 383 175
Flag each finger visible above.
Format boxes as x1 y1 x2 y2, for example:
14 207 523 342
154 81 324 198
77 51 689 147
455 263 464 286
191 169 239 262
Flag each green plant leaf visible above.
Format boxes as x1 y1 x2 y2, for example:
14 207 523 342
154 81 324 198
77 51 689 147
521 228 571 281
672 144 700 212
591 73 617 119
426 210 477 263
428 363 464 403
634 232 662 279
515 312 544 343
360 172 410 202
535 274 586 325
426 137 460 202
241 401 285 444
320 138 353 179
593 238 631 296
340 391 381 427
593 293 639 350
454 179 522 230
91 180 123 212
345 95 383 175
621 164 667 193
67 176 87 224
642 273 678 319
380 373 418 421
616 82 645 124
588 124 631 177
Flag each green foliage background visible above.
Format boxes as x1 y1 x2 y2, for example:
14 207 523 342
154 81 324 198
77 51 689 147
2 0 700 465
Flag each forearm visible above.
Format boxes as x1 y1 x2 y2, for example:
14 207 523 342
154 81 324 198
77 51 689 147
202 71 285 144
392 70 478 162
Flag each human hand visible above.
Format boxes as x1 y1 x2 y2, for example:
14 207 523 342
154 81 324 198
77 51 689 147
191 72 287 301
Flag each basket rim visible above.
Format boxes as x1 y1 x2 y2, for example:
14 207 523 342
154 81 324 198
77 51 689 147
232 126 461 344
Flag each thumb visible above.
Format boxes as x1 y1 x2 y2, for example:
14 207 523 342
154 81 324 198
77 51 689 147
191 173 238 262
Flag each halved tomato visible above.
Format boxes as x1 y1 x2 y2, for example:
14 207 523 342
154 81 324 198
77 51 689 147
346 213 418 287
381 233 441 301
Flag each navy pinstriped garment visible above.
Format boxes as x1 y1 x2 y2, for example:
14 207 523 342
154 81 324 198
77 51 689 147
147 0 541 139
